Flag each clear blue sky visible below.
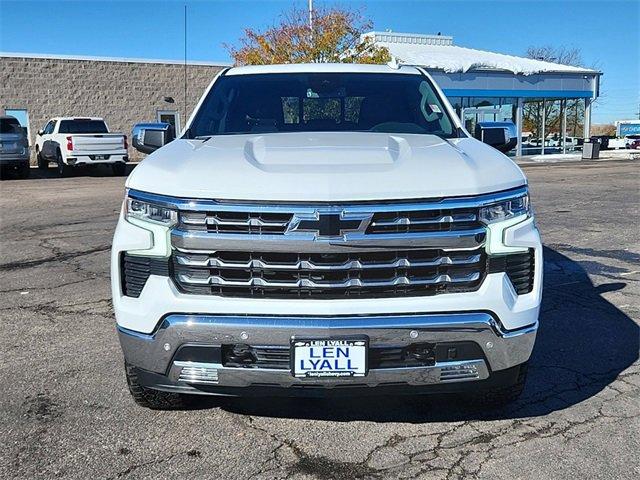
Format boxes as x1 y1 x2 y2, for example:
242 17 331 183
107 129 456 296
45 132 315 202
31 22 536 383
1 0 638 123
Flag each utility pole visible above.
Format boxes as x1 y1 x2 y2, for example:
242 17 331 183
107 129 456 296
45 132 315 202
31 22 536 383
184 4 187 132
308 0 314 39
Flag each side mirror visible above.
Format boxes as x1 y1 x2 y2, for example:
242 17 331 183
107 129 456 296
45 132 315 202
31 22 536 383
474 121 517 153
37 129 44 136
131 122 175 154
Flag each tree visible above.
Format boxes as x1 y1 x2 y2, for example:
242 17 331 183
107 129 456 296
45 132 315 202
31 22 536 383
591 124 616 136
524 46 585 139
225 4 391 65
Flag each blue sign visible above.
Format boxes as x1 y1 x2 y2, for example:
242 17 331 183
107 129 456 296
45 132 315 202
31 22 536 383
619 123 640 136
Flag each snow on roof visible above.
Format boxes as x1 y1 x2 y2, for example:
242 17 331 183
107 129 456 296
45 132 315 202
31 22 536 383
366 32 597 75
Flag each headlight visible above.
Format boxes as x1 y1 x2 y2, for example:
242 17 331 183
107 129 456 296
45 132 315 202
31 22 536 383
479 192 530 224
125 197 177 226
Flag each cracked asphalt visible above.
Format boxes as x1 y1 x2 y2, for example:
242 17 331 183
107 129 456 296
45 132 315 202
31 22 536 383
1 160 639 479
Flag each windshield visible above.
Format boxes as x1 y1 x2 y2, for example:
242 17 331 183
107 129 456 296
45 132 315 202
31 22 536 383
188 72 456 138
58 120 109 134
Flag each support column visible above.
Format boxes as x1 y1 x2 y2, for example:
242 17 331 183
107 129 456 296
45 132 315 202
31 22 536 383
516 98 523 157
584 98 592 139
541 99 546 155
562 99 568 154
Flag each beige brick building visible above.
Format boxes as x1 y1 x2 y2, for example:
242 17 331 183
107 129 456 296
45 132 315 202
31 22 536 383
0 53 227 162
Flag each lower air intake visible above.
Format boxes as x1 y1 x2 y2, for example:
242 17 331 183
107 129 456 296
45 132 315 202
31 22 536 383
175 362 219 384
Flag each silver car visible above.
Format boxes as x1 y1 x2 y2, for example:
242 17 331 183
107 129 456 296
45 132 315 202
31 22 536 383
0 116 30 179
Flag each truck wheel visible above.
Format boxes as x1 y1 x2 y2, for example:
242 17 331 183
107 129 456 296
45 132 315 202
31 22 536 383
56 152 71 177
125 362 191 410
17 162 30 179
473 362 528 407
36 148 49 170
112 162 127 176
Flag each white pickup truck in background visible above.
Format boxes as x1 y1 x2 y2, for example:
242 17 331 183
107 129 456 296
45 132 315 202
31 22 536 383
35 117 129 176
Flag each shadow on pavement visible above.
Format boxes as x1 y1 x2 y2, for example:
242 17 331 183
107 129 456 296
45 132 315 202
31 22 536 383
210 247 638 422
0 163 138 180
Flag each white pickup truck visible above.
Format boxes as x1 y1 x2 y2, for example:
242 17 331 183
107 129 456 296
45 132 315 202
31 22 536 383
112 64 542 409
35 117 128 176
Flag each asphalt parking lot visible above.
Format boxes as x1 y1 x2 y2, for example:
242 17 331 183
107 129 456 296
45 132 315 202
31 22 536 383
1 160 639 479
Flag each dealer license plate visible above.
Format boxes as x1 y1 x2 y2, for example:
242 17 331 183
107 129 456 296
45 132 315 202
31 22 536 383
292 338 367 378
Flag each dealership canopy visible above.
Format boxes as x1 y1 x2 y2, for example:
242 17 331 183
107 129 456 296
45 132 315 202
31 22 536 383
367 32 601 156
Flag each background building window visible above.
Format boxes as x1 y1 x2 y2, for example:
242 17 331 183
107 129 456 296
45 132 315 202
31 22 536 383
156 110 181 138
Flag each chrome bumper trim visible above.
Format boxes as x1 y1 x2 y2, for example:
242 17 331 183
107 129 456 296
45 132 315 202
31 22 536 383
118 312 537 388
166 359 488 387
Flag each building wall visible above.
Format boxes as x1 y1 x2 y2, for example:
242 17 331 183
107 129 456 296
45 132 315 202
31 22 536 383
0 56 225 162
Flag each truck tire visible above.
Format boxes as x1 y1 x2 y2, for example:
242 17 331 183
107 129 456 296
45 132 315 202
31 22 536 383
56 151 71 177
112 162 127 176
36 148 49 170
473 362 528 407
125 362 191 410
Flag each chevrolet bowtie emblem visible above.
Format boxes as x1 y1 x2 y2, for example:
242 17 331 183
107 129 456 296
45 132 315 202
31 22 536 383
286 212 372 239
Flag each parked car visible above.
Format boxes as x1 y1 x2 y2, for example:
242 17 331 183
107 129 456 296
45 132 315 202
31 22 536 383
113 64 542 409
607 137 628 150
629 138 640 150
35 117 128 176
547 136 582 150
0 115 30 179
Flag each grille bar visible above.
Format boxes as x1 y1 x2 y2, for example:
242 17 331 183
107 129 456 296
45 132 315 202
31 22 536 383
370 213 477 227
177 271 481 289
181 212 291 228
174 250 482 271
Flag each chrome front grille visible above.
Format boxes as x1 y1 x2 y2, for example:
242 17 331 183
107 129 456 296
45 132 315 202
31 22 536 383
124 187 533 299
179 207 482 235
172 248 486 298
367 209 479 234
180 211 292 234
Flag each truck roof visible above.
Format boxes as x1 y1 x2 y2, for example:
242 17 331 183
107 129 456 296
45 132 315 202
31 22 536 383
50 117 105 121
225 63 422 76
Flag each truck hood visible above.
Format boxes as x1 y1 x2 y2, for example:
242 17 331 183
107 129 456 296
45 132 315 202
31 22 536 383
126 132 526 202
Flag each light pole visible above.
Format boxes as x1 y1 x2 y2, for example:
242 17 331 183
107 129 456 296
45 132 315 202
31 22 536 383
309 0 314 38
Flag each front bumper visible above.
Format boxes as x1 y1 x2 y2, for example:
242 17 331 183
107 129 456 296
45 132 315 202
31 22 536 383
112 190 543 396
118 312 537 395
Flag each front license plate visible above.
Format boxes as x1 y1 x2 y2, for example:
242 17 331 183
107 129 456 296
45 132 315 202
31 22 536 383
292 338 367 378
